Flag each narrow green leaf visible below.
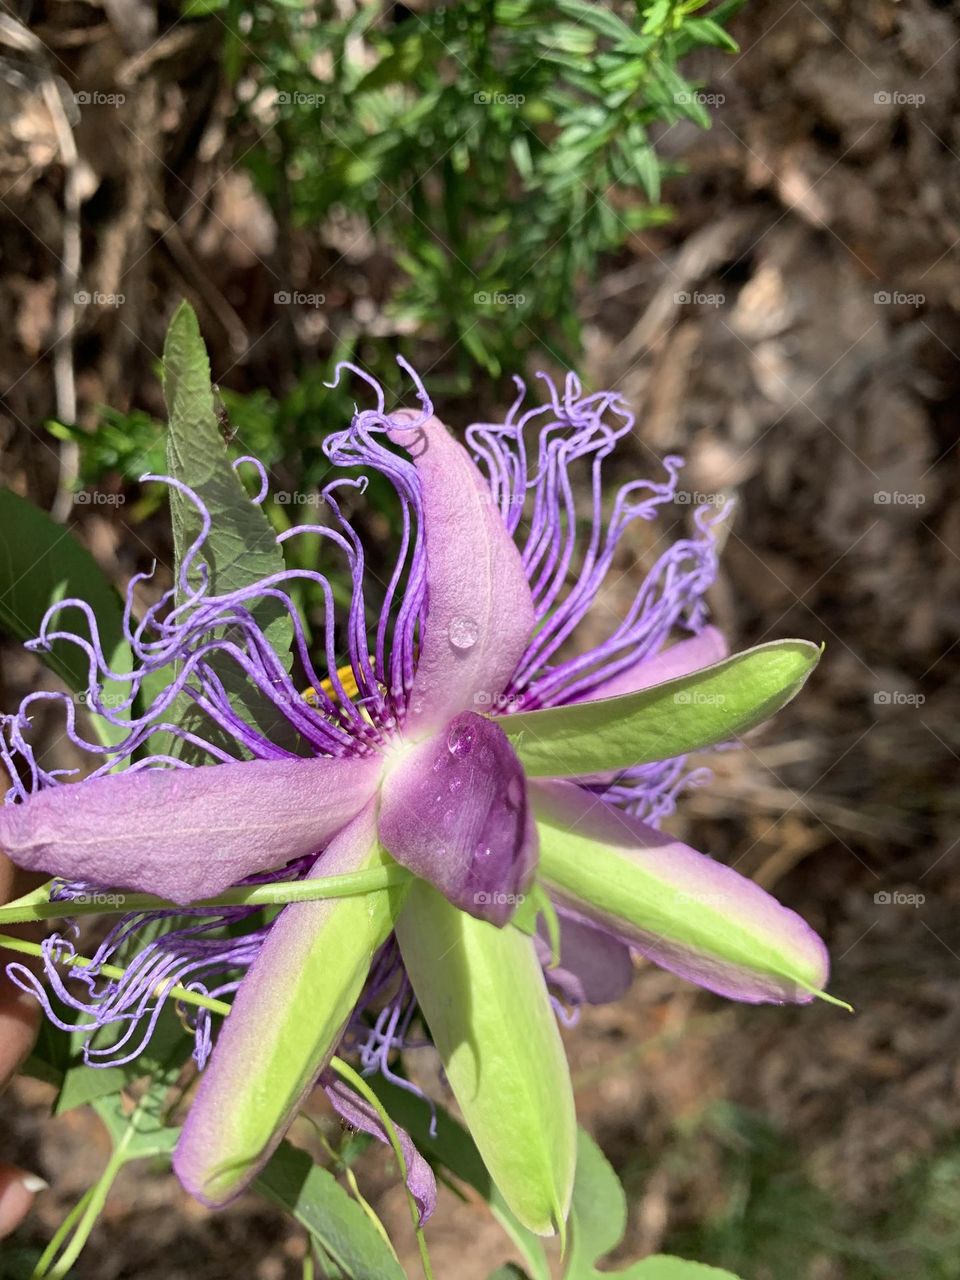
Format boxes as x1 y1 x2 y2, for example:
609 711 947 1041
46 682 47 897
395 881 577 1238
256 1141 406 1280
0 488 132 747
498 640 821 778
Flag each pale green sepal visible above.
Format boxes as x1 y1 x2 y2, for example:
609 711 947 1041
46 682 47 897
395 880 577 1237
497 640 821 778
173 810 408 1206
533 781 833 1007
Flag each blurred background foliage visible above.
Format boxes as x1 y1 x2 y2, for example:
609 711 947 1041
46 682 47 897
42 0 743 490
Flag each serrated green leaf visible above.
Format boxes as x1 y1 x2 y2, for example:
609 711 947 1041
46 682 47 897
256 1141 406 1280
0 488 132 747
497 640 821 778
160 301 298 757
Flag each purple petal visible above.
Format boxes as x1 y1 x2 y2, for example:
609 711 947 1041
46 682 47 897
533 780 829 1004
388 412 535 737
536 906 634 1005
321 1074 437 1224
0 755 383 903
576 626 728 703
378 711 537 925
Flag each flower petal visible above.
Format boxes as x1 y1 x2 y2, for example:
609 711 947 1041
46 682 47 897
396 879 577 1236
174 802 407 1207
578 626 728 702
498 639 821 778
377 711 537 925
321 1074 437 1225
390 412 535 737
536 907 634 1005
0 755 383 904
533 780 829 1004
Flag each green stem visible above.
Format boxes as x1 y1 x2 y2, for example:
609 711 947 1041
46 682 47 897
31 1186 96 1278
42 1134 130 1278
330 1058 434 1280
0 934 232 1016
0 865 412 926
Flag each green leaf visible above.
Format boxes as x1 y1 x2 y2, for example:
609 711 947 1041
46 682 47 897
395 881 577 1238
162 301 290 656
369 1079 550 1280
565 1129 627 1277
497 640 821 777
160 301 297 756
0 488 132 747
563 1129 744 1279
53 1005 193 1116
553 0 634 42
256 1141 406 1280
618 1259 742 1279
92 1094 180 1161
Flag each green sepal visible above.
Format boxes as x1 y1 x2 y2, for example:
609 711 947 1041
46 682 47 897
395 881 577 1237
497 640 822 778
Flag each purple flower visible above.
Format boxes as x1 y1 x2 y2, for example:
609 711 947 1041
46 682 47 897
0 363 829 1233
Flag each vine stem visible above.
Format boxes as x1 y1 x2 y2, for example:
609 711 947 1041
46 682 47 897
0 866 411 926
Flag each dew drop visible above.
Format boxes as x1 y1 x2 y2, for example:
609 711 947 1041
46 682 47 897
447 722 477 759
448 775 463 795
447 615 480 651
506 776 523 809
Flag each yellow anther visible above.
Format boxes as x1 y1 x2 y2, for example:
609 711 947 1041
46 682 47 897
303 663 361 707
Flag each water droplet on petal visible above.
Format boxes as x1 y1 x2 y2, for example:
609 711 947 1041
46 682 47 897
448 615 479 651
447 722 477 759
506 776 523 809
448 775 463 795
